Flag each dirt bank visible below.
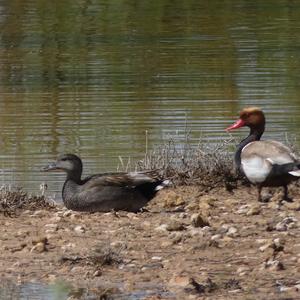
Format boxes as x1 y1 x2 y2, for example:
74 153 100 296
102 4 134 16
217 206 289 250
1 185 300 299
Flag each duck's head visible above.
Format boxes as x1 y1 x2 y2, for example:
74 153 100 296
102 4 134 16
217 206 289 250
42 154 83 178
226 107 265 131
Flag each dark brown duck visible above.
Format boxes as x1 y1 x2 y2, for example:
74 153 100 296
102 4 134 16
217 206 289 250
226 107 300 202
42 154 169 212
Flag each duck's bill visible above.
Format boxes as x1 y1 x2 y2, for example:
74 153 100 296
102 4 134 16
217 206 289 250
41 162 58 172
226 119 245 131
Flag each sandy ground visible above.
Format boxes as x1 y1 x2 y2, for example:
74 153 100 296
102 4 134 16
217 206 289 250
1 185 300 299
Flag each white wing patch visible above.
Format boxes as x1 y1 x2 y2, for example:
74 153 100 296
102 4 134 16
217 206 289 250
241 156 272 183
289 170 300 177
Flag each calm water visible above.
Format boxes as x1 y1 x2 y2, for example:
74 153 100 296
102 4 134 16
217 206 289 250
0 0 300 197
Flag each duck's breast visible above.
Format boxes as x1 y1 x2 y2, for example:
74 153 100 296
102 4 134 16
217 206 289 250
241 140 297 183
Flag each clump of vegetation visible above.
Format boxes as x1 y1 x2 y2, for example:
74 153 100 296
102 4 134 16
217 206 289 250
0 186 55 217
134 134 242 190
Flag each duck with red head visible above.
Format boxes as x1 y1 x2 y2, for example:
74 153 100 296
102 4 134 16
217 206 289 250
227 107 300 202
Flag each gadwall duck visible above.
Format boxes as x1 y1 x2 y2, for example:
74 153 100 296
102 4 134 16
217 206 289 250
42 154 169 212
226 107 300 202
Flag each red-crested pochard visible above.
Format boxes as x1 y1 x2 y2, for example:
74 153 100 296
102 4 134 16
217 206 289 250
226 107 300 202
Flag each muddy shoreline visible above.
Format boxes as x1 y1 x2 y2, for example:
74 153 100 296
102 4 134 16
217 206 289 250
1 185 300 299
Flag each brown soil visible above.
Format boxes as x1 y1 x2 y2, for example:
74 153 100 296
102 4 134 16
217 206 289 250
1 185 300 299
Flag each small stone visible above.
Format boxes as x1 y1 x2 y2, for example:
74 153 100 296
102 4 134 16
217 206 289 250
256 238 269 244
70 213 81 220
190 213 209 228
259 242 272 252
142 221 151 227
141 263 163 271
264 258 284 271
273 238 285 248
294 284 300 291
246 205 261 216
151 256 162 261
44 223 58 231
74 225 86 233
31 242 46 253
155 224 168 232
226 227 238 237
62 210 73 217
166 220 185 231
275 216 298 231
169 275 191 287
161 241 173 248
236 205 250 214
189 227 205 237
169 232 184 244
32 236 48 245
93 270 102 277
163 190 185 207
236 266 249 276
211 234 221 241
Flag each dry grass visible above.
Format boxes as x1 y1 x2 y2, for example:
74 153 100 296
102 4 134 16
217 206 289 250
133 134 242 190
0 186 55 217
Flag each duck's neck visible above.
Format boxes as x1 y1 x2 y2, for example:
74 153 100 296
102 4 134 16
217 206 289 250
62 170 82 202
235 125 264 170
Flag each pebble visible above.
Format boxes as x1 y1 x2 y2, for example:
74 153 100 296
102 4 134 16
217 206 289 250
151 256 162 261
163 190 185 207
166 220 185 231
236 205 250 214
246 205 261 216
142 221 151 227
93 270 102 277
259 242 272 252
226 227 238 237
211 234 221 241
44 223 58 232
263 258 284 271
155 224 168 232
161 240 173 248
169 232 184 244
190 213 209 228
275 216 298 231
74 225 86 234
256 238 269 244
141 263 163 271
62 210 73 217
236 266 250 276
169 275 191 287
273 237 285 248
294 284 300 291
189 227 205 237
30 242 46 253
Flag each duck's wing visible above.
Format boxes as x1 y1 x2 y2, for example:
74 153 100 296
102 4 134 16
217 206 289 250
81 171 161 190
241 140 298 164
